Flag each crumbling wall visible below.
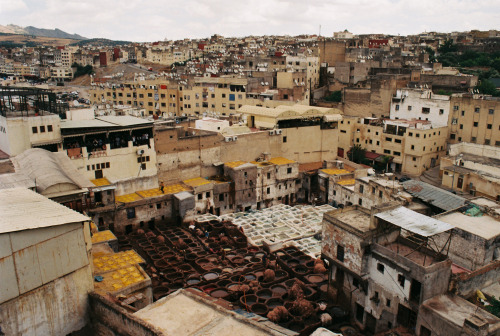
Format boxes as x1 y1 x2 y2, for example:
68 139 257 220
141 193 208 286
454 260 500 298
89 293 162 336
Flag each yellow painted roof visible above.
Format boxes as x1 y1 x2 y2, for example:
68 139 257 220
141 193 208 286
137 188 165 198
93 250 144 273
183 177 211 187
115 184 189 203
115 192 143 203
225 160 247 168
91 230 117 244
337 179 356 185
320 168 351 176
94 264 146 293
161 183 190 195
269 157 295 165
92 178 111 187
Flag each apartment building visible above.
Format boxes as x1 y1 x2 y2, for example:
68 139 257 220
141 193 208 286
390 88 451 127
448 94 500 146
50 66 75 81
339 116 448 175
90 80 180 116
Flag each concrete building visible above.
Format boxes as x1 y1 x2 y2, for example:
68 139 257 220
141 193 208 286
390 88 451 127
0 104 62 156
440 143 500 201
0 188 93 335
338 116 448 175
434 198 500 272
448 94 500 146
60 115 157 195
321 204 454 334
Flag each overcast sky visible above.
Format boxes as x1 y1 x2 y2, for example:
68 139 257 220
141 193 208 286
1 0 499 42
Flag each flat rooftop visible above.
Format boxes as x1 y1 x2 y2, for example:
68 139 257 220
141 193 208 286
383 241 436 266
437 212 500 240
115 184 189 203
134 288 295 336
422 294 500 332
332 208 372 233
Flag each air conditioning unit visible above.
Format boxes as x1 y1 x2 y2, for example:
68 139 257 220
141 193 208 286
224 137 233 142
269 130 275 135
275 129 282 135
137 149 145 155
232 136 238 141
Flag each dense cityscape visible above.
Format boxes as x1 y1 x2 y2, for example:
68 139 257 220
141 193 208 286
0 24 499 336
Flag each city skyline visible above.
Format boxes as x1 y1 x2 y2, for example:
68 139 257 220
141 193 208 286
1 0 499 42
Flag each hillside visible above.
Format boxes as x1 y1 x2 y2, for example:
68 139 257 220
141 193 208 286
0 24 86 40
0 33 79 47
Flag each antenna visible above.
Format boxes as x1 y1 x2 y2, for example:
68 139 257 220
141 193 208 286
319 25 321 37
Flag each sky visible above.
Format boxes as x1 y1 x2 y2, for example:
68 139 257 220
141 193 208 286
0 0 499 42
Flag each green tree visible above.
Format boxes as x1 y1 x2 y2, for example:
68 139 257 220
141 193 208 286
72 62 93 78
438 39 458 54
476 79 500 97
324 91 342 102
350 144 366 164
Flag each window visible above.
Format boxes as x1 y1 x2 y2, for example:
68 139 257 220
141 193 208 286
126 208 136 219
358 198 363 206
398 274 405 287
459 124 463 129
386 299 391 307
384 149 391 154
408 132 413 136
287 167 292 174
359 185 364 193
198 194 202 200
283 136 287 143
450 134 456 140
352 278 359 288
206 192 210 198
393 151 401 156
475 107 480 113
453 105 459 111
337 245 345 262
408 106 412 111
355 303 364 322
411 145 415 150
395 104 399 111
473 122 478 127
487 124 492 129
372 187 376 194
379 190 383 198
156 203 161 209
471 137 476 143
439 109 444 115
461 110 465 116
485 139 490 145
422 107 430 114
377 263 385 273
395 139 401 143
32 126 38 134
386 137 392 142
266 187 270 194
489 109 494 115
48 125 53 132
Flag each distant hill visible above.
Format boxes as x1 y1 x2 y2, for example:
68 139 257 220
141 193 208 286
0 24 87 40
71 38 132 47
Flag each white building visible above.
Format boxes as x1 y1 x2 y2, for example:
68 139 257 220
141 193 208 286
390 89 450 127
0 188 93 335
194 117 230 133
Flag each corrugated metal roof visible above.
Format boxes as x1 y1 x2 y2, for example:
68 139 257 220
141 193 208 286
96 116 153 127
0 188 89 234
375 206 453 237
401 180 466 212
60 119 113 129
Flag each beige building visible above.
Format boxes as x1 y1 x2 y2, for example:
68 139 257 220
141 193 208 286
338 116 448 175
448 94 500 146
440 142 500 201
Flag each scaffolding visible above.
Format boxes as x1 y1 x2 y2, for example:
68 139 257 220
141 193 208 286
0 86 68 118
